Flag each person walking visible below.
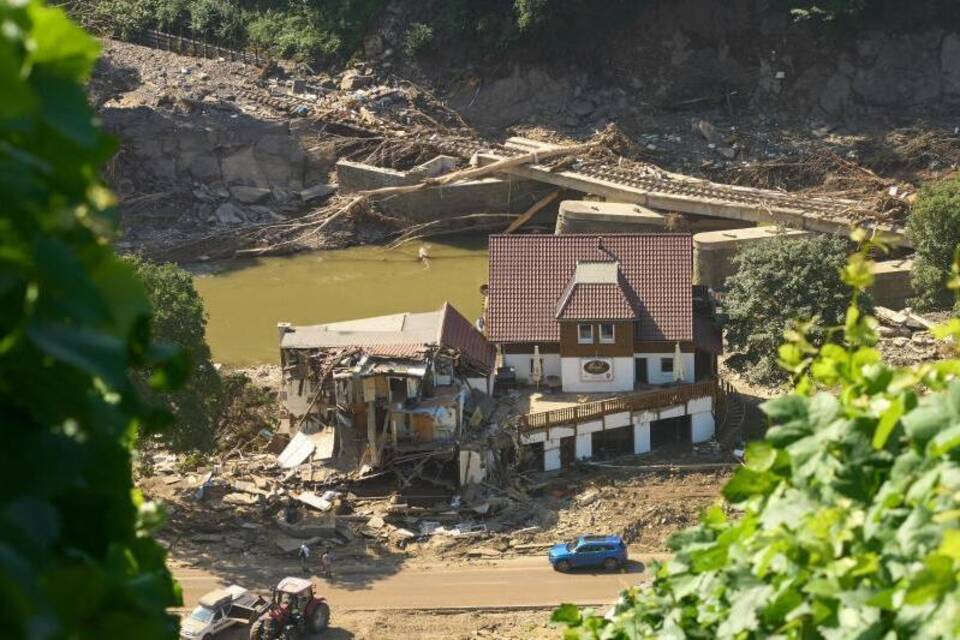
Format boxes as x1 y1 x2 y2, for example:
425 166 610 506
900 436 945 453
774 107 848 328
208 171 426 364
297 543 310 574
319 548 332 578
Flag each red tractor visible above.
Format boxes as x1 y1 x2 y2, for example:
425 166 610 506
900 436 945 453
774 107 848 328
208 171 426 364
249 577 330 640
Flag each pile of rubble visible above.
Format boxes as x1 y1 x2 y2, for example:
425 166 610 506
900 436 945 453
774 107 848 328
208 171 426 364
139 441 731 569
875 306 950 366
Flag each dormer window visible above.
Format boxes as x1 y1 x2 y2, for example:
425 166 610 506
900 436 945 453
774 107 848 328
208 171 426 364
578 323 593 344
599 323 615 343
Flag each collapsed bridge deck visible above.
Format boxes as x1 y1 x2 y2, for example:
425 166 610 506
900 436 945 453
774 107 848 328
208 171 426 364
438 137 908 245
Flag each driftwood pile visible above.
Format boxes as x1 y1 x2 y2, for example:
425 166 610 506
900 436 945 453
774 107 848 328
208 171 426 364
171 140 594 260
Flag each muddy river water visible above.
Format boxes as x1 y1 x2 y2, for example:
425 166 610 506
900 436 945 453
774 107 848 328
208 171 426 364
192 236 489 366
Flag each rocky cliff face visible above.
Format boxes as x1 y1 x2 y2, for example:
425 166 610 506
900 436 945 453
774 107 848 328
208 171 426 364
106 103 336 253
808 30 960 118
96 41 339 256
436 0 960 130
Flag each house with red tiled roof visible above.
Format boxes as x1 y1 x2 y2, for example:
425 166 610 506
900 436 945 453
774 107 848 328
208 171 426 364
485 234 722 470
486 234 720 392
276 304 495 474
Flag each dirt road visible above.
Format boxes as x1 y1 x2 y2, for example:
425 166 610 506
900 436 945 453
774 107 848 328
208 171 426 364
174 553 666 612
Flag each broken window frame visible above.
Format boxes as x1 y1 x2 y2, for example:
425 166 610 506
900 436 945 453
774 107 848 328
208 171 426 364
598 323 616 344
577 323 593 344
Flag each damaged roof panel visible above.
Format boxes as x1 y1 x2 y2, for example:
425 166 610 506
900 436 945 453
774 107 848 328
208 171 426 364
438 303 497 370
279 308 442 349
281 304 494 371
363 360 429 376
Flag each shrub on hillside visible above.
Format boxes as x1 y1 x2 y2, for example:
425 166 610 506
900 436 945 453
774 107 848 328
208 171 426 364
724 233 855 385
785 0 960 31
908 176 960 311
82 0 960 62
405 22 435 56
557 240 960 638
188 0 244 42
514 0 549 31
91 0 156 38
247 8 351 60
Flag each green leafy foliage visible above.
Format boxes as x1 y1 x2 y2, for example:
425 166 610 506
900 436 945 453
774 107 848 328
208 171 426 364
90 0 157 39
124 256 221 452
187 0 244 42
246 10 341 61
0 1 181 637
908 176 960 311
85 0 388 60
557 237 960 639
79 0 960 62
724 233 857 385
405 23 435 56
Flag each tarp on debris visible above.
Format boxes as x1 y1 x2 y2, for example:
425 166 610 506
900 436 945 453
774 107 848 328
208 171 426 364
312 428 336 460
278 432 314 468
295 490 339 512
277 429 336 469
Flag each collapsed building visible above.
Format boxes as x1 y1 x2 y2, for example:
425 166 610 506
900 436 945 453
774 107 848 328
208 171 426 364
277 303 498 485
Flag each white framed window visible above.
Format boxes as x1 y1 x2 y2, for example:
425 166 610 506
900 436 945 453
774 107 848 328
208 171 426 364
578 323 593 344
661 357 674 373
599 323 615 343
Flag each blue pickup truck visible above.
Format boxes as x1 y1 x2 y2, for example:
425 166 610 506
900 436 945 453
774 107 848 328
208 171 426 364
548 535 627 572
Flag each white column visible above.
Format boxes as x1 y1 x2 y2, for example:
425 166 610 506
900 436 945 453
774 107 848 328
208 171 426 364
633 421 650 454
544 447 561 471
691 411 715 443
575 432 592 460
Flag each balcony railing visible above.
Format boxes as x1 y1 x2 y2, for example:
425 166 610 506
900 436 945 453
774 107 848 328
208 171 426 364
512 379 718 433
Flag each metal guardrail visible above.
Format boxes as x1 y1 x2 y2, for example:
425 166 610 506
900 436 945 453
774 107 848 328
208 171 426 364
513 379 718 432
137 30 265 66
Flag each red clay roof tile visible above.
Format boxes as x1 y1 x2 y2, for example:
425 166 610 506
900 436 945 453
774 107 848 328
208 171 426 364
486 234 693 342
555 282 636 320
438 303 497 370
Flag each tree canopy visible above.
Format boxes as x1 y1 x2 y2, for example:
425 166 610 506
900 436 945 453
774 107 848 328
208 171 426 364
724 233 854 385
908 176 960 311
125 256 221 451
0 1 181 637
557 237 960 639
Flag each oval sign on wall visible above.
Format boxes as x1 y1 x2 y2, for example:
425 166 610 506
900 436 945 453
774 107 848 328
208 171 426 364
583 359 611 375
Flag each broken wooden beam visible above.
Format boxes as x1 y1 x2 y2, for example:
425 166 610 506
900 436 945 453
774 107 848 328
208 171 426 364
503 190 560 234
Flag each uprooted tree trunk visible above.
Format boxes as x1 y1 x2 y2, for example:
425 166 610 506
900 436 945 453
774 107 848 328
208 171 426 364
235 141 597 257
149 141 595 261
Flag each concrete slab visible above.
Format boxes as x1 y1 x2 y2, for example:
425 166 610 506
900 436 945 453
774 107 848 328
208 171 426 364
693 226 810 289
555 200 666 234
604 410 632 429
408 155 459 178
870 258 914 310
658 404 685 420
443 137 907 244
